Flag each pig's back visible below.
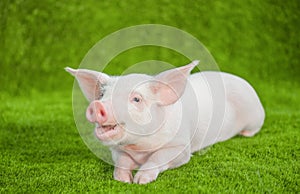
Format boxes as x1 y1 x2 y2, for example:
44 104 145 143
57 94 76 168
187 71 265 152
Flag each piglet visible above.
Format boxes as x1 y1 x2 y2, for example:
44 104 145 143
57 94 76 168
65 61 265 184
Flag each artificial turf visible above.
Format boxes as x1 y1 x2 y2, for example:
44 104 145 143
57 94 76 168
1 0 299 193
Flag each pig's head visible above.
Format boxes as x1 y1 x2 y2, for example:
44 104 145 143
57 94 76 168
66 61 198 149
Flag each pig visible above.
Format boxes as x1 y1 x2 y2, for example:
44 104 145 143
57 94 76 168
65 60 265 184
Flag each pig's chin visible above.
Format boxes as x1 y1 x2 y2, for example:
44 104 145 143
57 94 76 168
94 124 122 142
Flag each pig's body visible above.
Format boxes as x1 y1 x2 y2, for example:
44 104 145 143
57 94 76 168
66 61 265 184
188 72 265 151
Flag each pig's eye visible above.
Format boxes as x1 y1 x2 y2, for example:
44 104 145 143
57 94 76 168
130 93 143 104
132 97 141 103
99 92 104 99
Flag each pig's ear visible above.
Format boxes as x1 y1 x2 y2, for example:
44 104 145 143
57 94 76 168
151 60 199 106
65 67 110 101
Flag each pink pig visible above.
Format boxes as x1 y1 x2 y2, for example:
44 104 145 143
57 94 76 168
66 61 265 184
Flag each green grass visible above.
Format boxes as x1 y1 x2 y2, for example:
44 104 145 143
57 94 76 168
1 0 299 193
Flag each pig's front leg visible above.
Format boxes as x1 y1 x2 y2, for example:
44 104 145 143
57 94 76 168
112 150 138 183
133 146 191 184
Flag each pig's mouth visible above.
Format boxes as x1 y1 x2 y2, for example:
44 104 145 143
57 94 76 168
94 124 122 141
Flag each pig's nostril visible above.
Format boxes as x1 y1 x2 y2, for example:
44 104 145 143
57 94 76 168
96 107 107 123
86 106 95 123
100 109 105 117
89 108 93 115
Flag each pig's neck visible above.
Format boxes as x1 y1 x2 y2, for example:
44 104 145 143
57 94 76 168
119 103 181 151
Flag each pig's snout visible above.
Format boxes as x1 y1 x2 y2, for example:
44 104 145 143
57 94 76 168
86 101 108 125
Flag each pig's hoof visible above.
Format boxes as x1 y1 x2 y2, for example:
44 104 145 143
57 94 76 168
114 170 133 183
133 170 159 184
239 128 260 137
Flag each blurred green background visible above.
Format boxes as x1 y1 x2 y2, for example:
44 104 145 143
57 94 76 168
1 0 299 96
1 0 299 192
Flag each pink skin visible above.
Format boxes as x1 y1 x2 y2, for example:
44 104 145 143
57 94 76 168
65 60 265 184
